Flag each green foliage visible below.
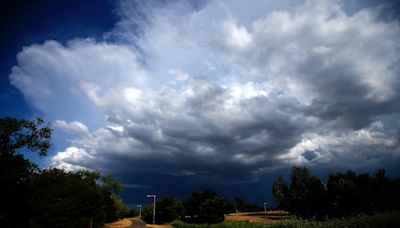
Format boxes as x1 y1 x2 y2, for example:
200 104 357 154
142 196 184 224
29 168 104 228
0 117 130 227
272 167 400 220
157 196 184 224
126 208 138 218
273 167 327 219
183 190 229 224
112 195 130 220
272 176 288 210
100 174 126 222
0 117 52 227
326 169 400 217
288 167 326 219
142 204 155 224
0 117 51 157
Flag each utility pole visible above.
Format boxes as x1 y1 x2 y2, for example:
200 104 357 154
264 202 268 212
146 194 156 224
136 205 142 219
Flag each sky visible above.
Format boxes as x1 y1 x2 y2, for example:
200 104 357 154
1 0 400 206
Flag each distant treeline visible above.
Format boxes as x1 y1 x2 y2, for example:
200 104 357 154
0 117 132 228
140 190 263 224
272 167 400 220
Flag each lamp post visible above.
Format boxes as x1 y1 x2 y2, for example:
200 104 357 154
136 205 142 219
263 202 268 212
146 194 156 224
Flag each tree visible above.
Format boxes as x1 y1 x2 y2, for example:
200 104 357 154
100 174 125 222
142 196 183 224
183 190 227 224
28 169 105 228
142 204 155 224
0 117 130 227
272 167 327 219
272 176 289 210
0 117 51 157
0 117 51 227
288 167 326 219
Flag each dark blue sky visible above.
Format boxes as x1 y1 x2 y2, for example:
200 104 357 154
2 0 400 207
1 0 115 118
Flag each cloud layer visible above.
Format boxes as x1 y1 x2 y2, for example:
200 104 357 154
9 0 400 187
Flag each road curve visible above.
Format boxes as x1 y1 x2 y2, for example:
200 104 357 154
128 219 146 228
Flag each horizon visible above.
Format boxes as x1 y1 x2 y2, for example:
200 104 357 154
1 0 400 207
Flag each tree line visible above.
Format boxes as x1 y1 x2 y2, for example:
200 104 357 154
140 190 263 224
272 167 400 220
0 117 131 228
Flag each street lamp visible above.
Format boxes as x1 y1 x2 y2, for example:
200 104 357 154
146 194 156 224
263 202 268 212
136 205 142 219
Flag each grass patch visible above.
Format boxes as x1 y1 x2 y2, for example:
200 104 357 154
172 211 400 228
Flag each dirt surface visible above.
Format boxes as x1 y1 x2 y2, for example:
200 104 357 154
131 219 146 228
104 218 146 228
225 211 291 223
146 224 173 228
105 218 133 228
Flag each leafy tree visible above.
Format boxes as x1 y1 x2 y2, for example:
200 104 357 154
142 204 155 224
112 195 130 220
272 176 289 210
273 167 400 220
288 167 326 219
0 117 51 157
183 190 228 224
326 169 400 217
0 117 51 227
28 169 104 228
100 174 125 222
272 167 327 219
143 196 184 224
0 117 130 227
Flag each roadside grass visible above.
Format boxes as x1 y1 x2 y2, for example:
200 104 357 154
172 211 400 228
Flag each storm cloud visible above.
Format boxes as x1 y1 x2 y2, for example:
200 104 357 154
9 0 400 199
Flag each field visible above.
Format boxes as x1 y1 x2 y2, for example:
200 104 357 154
225 211 291 223
172 211 400 228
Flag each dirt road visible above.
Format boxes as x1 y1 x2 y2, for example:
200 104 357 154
128 219 146 228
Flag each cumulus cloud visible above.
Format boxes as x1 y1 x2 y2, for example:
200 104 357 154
10 0 400 186
54 120 91 137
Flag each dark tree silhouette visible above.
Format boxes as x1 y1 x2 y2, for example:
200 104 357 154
273 166 400 220
0 117 51 227
142 196 183 224
0 117 130 227
183 190 228 224
272 176 289 210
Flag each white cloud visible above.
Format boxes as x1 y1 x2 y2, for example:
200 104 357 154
10 0 400 181
51 147 94 171
281 121 400 166
54 120 91 137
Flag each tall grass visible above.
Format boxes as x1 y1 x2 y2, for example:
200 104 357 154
172 211 400 228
